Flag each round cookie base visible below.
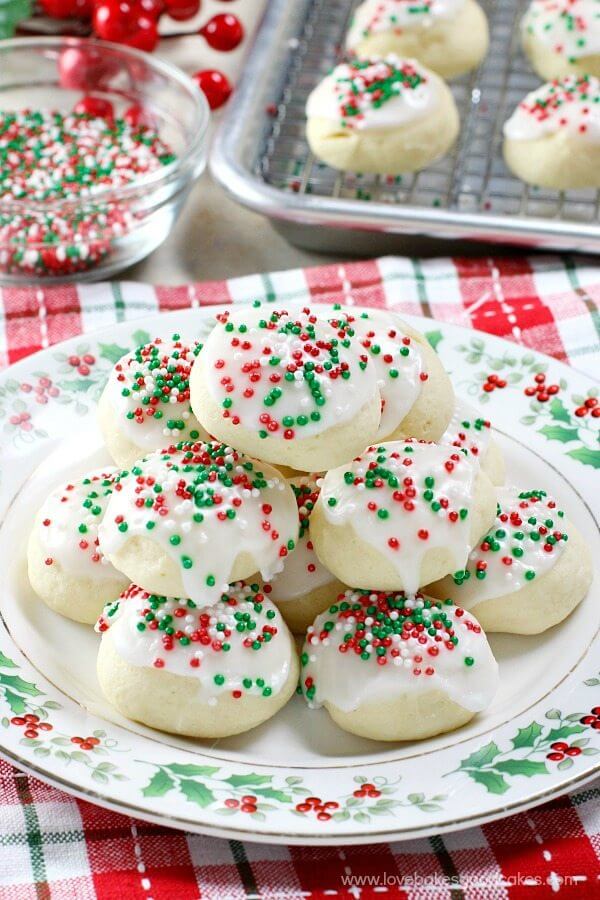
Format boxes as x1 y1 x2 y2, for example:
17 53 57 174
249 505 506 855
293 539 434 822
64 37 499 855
427 521 593 635
269 578 349 635
504 133 600 190
324 689 476 741
349 0 489 79
309 470 497 592
482 438 505 486
191 354 382 471
105 536 265 602
27 529 128 625
522 35 600 82
306 77 459 176
97 631 299 737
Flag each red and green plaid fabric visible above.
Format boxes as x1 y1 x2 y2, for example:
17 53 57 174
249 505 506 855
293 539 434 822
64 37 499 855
0 255 599 899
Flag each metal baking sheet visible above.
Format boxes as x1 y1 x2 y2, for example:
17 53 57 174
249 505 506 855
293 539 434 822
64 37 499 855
210 0 600 255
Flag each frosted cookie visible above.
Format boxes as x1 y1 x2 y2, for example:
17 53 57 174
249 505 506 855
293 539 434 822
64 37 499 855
328 308 454 442
346 0 489 79
28 468 128 624
440 397 505 486
301 589 499 741
262 477 347 634
310 440 496 594
98 334 208 468
305 57 459 175
427 488 593 634
522 1 600 81
98 441 299 605
503 76 600 189
96 582 298 737
190 305 381 472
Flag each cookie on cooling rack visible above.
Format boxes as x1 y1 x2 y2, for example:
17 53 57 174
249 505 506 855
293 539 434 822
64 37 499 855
305 57 459 175
521 0 600 81
98 441 299 605
189 304 382 472
310 440 496 594
98 334 208 468
301 589 499 741
427 487 593 634
503 76 600 190
96 582 298 737
346 0 489 80
28 468 128 624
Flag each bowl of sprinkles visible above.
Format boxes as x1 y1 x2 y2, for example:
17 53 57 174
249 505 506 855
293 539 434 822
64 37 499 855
0 37 209 283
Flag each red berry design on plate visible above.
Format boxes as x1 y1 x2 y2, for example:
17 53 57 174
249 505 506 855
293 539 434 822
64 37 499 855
193 69 233 110
546 741 583 762
523 372 560 403
294 796 340 819
71 735 101 750
482 373 507 393
581 706 600 729
200 13 244 51
575 397 598 418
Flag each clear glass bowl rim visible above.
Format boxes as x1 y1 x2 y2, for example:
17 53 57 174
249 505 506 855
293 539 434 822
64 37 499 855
0 36 210 213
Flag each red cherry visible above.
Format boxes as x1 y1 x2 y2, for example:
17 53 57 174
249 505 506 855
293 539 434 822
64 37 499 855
39 0 78 18
165 0 200 21
93 1 159 51
128 12 159 51
200 13 244 51
139 0 163 17
58 46 117 91
193 69 232 110
73 96 115 120
124 104 157 130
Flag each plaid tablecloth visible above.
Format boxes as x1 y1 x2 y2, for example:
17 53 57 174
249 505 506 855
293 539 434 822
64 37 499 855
0 255 599 899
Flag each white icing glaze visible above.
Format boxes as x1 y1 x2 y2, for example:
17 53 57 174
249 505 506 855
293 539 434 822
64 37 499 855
504 75 600 142
327 309 424 440
443 487 569 607
35 467 123 581
318 440 481 595
306 57 439 131
301 589 499 713
439 396 491 461
522 0 600 60
98 442 299 605
201 304 379 438
266 477 336 603
97 582 294 700
103 336 207 451
347 0 466 49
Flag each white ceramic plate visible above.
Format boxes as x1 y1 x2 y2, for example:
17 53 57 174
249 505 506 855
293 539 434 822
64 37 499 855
0 307 598 845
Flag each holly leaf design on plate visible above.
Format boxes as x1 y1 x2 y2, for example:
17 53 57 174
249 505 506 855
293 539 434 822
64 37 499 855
546 724 586 743
494 760 548 778
0 674 42 697
178 779 216 808
166 764 219 777
566 448 600 469
468 770 510 795
425 330 444 351
0 652 17 669
132 330 151 347
538 425 580 443
459 741 500 770
252 788 293 803
511 722 543 749
548 398 572 424
99 343 129 365
225 774 273 788
3 689 26 715
142 770 175 798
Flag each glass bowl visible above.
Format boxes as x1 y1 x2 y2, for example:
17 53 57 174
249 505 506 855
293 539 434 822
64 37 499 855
0 37 209 284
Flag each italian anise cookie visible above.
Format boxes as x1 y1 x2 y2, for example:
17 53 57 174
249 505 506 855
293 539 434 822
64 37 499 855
440 397 505 486
189 305 381 472
328 308 454 442
28 468 128 624
346 0 489 80
301 589 499 741
96 582 298 737
427 488 593 634
98 335 208 468
503 76 600 189
262 477 347 634
310 441 496 594
98 441 299 605
522 1 600 81
305 57 459 175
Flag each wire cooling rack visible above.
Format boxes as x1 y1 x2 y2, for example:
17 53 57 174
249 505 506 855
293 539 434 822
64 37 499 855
211 0 600 254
